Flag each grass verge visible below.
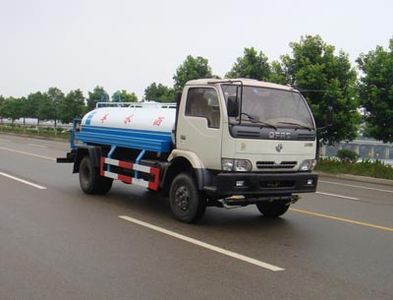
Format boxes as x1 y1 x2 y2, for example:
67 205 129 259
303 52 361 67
0 124 70 140
316 158 393 180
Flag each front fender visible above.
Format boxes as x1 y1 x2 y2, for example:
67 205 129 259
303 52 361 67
168 149 205 169
167 149 212 191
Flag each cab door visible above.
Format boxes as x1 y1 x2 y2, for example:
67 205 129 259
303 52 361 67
176 86 223 170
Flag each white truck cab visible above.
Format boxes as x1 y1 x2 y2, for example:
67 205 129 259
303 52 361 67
167 79 318 221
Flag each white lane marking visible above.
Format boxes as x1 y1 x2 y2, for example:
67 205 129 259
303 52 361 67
119 215 284 272
28 143 48 149
320 180 393 194
0 146 55 161
0 172 47 190
316 191 359 201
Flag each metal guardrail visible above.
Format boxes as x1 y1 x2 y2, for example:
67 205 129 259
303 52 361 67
321 139 393 161
0 119 71 129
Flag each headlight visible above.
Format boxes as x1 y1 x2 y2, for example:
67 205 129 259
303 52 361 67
233 159 252 171
222 159 234 171
299 159 317 171
222 159 252 172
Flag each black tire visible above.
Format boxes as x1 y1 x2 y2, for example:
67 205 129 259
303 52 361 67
256 201 290 218
79 155 113 195
169 173 206 223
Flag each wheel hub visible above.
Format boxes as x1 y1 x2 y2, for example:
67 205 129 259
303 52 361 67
175 186 190 211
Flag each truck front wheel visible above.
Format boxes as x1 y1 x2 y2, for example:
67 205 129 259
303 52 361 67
169 173 206 223
256 201 290 218
79 155 113 195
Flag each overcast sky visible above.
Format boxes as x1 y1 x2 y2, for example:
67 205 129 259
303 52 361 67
1 0 392 99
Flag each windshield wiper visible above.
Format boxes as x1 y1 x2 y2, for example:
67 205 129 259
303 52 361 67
276 121 313 131
239 113 277 130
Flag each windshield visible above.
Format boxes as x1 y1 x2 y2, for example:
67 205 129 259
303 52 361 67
221 85 315 129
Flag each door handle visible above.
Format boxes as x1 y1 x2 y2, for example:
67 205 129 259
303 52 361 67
180 135 186 141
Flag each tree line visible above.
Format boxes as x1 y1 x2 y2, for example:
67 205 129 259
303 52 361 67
0 86 137 125
0 35 392 144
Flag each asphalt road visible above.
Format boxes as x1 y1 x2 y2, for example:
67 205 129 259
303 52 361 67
0 134 392 300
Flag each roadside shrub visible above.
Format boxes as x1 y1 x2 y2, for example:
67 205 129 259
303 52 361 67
0 124 69 139
337 149 359 163
316 157 393 180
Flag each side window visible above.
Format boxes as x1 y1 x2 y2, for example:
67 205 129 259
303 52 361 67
185 88 221 128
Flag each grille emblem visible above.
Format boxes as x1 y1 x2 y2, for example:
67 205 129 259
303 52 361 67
275 143 283 152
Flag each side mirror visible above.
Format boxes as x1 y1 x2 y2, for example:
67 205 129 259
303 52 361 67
227 96 239 117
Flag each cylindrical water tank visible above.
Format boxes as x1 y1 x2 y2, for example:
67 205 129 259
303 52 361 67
81 102 176 132
77 102 177 153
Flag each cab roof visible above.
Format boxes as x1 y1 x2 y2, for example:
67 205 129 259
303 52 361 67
185 78 296 92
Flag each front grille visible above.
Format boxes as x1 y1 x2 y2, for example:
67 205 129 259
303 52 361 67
237 130 260 138
256 161 297 169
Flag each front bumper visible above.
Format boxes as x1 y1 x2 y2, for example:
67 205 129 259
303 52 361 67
203 172 318 198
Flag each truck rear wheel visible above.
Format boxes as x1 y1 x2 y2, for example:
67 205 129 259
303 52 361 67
79 155 113 195
256 201 290 218
169 173 206 223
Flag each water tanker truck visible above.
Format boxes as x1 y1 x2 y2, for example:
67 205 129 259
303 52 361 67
57 79 318 223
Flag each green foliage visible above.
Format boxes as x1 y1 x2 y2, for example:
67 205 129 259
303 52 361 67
336 149 359 163
144 82 175 102
26 92 44 122
269 61 288 84
87 86 109 110
18 97 29 124
37 93 54 122
46 87 65 125
316 158 393 180
226 47 271 80
58 89 86 124
0 95 4 112
357 37 393 142
28 89 62 123
272 35 360 145
173 55 213 92
112 90 138 102
0 96 3 122
1 97 24 123
1 89 86 125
